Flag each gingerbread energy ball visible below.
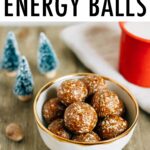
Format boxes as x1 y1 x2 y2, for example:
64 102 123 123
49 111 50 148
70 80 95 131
57 79 88 106
48 119 71 139
64 102 98 134
42 98 65 124
72 132 101 143
92 90 124 118
98 115 128 140
82 75 106 95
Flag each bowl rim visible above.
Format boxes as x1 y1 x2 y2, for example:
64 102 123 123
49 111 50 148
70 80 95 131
33 73 139 145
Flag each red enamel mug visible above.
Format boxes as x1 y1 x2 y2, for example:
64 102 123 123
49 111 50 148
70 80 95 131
119 22 150 87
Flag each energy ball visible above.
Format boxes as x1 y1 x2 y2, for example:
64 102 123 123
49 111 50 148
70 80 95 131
48 119 71 139
92 90 124 118
64 102 98 134
72 132 101 143
82 75 106 95
98 115 128 140
57 79 88 106
42 98 65 124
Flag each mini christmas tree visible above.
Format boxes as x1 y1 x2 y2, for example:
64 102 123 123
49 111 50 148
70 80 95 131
1 32 20 77
38 33 59 78
13 56 34 102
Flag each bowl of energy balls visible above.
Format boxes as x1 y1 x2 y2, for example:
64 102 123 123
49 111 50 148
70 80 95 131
33 73 139 150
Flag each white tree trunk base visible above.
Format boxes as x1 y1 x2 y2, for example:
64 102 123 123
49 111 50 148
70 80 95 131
6 71 17 77
18 95 32 102
45 70 57 79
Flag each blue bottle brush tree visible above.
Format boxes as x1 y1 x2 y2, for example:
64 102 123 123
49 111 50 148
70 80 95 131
1 32 20 77
38 33 59 78
13 56 34 102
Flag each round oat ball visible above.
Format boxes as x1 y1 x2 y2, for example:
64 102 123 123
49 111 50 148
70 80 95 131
57 79 88 106
64 102 98 134
42 98 65 124
48 119 71 139
92 90 124 118
72 132 101 143
82 75 106 95
97 115 128 140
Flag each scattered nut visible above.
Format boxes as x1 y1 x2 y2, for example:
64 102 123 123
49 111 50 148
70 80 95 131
5 123 24 142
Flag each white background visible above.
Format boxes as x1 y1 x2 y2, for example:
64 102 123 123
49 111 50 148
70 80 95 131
0 0 150 23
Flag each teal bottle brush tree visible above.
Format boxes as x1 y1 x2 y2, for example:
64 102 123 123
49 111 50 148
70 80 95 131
1 32 20 77
13 56 34 102
38 33 59 78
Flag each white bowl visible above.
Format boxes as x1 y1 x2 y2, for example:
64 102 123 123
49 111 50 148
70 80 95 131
33 73 139 150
